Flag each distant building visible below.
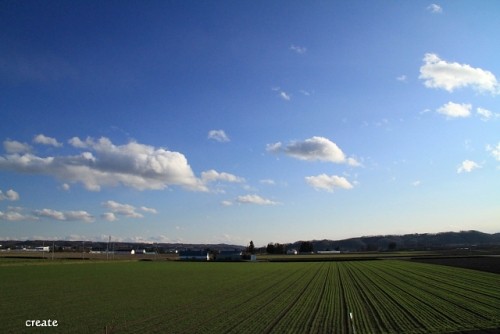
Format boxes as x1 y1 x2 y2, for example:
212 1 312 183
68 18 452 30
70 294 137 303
317 250 341 254
35 246 50 252
216 251 242 261
286 249 298 255
179 250 210 261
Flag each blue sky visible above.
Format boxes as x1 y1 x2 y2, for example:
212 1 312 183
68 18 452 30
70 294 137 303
1 1 499 246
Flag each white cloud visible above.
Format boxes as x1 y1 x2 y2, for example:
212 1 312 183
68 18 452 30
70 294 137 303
3 140 31 154
420 53 499 94
427 4 442 14
396 75 407 82
476 107 493 121
267 136 358 165
33 134 63 147
101 212 117 222
201 169 245 184
68 137 88 148
221 200 233 206
486 143 500 161
476 107 499 121
279 91 291 101
0 189 20 201
140 206 158 214
102 200 143 218
0 207 35 221
457 160 481 173
436 102 471 118
259 179 276 185
33 208 94 222
236 194 279 205
208 130 230 143
412 180 422 187
305 174 354 192
290 44 307 54
1 136 207 192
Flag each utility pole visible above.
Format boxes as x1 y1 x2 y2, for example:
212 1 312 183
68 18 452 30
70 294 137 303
52 240 55 260
107 235 110 260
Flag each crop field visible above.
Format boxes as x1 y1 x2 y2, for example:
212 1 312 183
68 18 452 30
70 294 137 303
1 259 499 334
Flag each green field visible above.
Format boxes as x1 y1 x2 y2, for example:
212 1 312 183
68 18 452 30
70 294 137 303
1 259 499 333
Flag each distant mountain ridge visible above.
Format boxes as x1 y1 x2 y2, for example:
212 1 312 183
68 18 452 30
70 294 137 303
290 230 500 252
1 230 499 253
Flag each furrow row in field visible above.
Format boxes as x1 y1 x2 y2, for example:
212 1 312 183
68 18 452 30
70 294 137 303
366 261 500 332
259 263 327 334
345 261 432 333
334 263 358 333
351 261 447 333
396 261 500 301
265 263 330 333
209 264 321 334
116 264 298 333
383 261 500 329
189 264 323 334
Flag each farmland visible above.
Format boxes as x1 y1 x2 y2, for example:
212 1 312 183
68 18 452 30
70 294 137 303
1 259 499 333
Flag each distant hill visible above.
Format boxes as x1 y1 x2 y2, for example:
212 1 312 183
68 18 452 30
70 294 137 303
289 230 500 252
0 240 245 253
2 230 499 253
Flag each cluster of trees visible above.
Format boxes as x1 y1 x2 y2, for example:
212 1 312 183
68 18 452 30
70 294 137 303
248 241 314 254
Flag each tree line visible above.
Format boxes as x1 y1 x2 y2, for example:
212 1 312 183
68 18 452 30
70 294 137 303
246 241 314 254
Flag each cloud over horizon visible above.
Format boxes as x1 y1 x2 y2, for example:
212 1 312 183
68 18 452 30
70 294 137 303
33 208 94 223
0 136 211 192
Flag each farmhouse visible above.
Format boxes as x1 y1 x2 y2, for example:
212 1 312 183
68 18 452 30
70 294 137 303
179 250 210 261
287 249 298 255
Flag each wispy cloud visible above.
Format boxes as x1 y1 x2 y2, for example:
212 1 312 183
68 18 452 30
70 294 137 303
412 180 422 187
305 174 353 192
140 206 158 214
476 107 499 121
279 91 291 101
102 200 145 219
427 4 443 14
290 44 307 54
259 179 276 185
208 130 230 142
201 169 245 184
486 143 500 161
457 160 481 173
271 87 291 101
236 194 279 205
420 53 499 94
267 136 359 166
436 102 472 118
396 75 408 82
